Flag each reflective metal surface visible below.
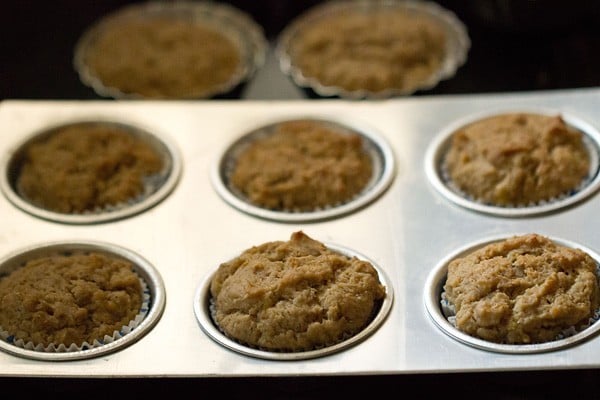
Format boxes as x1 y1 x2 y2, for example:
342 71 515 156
0 88 599 377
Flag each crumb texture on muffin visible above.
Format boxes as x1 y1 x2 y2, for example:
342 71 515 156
287 6 447 94
210 231 386 352
229 120 374 212
443 233 600 344
17 123 164 214
443 113 591 206
0 252 142 347
83 17 241 98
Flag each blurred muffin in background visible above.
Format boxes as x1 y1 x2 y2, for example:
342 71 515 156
277 0 469 99
74 1 267 99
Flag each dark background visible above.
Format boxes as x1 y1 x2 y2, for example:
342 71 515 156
2 0 600 99
1 1 600 398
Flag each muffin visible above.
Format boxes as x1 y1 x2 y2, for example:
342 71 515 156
228 119 374 212
209 231 387 352
442 113 592 207
443 233 600 345
15 122 165 214
0 251 143 349
74 1 267 99
277 0 469 98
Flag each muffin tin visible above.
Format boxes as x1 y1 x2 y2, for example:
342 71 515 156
0 88 600 377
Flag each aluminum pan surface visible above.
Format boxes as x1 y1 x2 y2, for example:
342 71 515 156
0 88 599 377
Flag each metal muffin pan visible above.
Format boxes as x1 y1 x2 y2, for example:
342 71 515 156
0 240 166 361
1 89 600 377
423 233 600 355
424 108 600 218
0 118 182 224
210 116 395 223
193 241 394 361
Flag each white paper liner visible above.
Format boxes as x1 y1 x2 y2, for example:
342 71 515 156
208 296 383 353
440 264 600 345
221 119 384 214
439 120 600 210
0 274 150 353
440 164 597 210
13 123 173 217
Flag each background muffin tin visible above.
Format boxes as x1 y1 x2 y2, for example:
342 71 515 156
0 87 599 377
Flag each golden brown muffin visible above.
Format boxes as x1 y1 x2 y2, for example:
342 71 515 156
443 233 600 344
285 5 447 94
229 120 374 212
0 251 142 347
17 123 164 214
210 231 386 352
81 17 242 98
443 113 591 206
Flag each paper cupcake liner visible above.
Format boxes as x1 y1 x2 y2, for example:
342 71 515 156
0 274 150 353
424 234 600 354
425 109 600 217
439 148 598 209
439 289 600 345
194 241 394 360
1 119 182 224
208 296 385 354
211 117 395 223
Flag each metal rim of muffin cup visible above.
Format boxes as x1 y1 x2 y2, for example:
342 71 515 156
423 233 600 354
193 242 394 361
276 0 470 99
0 240 166 361
424 108 600 217
210 117 396 223
0 118 182 224
73 1 267 100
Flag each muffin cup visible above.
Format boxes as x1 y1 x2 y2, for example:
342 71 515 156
0 118 182 224
73 1 267 100
276 0 470 99
193 240 394 360
210 117 396 223
424 234 600 354
424 109 600 217
0 241 166 361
